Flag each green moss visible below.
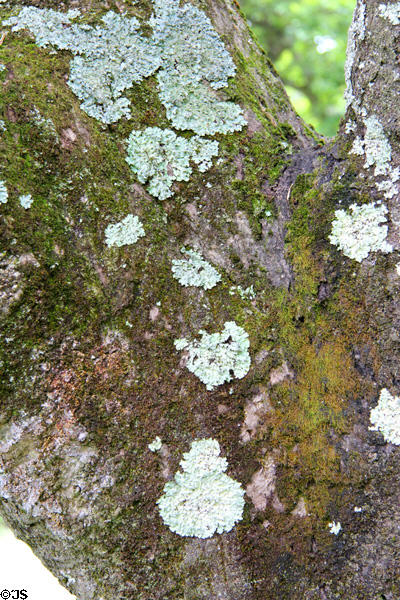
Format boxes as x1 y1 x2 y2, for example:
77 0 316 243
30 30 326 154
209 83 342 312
217 123 291 240
249 170 367 522
230 46 291 120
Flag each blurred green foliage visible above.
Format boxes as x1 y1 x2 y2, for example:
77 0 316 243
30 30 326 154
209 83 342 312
239 0 356 137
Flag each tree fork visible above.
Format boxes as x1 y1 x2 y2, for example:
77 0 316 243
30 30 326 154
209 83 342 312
0 0 399 598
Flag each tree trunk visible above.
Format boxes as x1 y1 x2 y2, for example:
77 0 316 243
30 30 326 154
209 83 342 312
1 0 399 598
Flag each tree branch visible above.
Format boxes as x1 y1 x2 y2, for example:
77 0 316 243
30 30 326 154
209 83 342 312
1 1 400 599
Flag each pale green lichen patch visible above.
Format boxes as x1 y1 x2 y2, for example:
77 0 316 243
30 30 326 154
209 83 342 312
104 214 145 248
171 248 221 290
0 181 8 204
379 2 400 25
229 285 256 300
344 1 366 111
3 7 81 48
150 0 246 135
4 8 161 124
357 116 392 176
19 194 33 209
156 69 246 136
150 0 235 90
350 115 399 199
30 107 58 141
328 521 342 535
125 127 218 200
369 388 400 445
174 321 250 390
157 438 245 538
4 1 247 199
376 172 400 199
148 436 162 452
329 202 392 262
4 1 246 132
67 13 161 124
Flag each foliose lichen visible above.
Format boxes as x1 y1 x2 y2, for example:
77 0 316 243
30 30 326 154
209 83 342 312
350 136 365 156
369 388 400 445
150 0 246 136
0 181 8 204
3 7 81 48
379 2 400 25
4 8 161 124
344 1 366 111
148 436 162 452
229 285 256 300
4 1 245 132
171 248 221 290
174 321 251 390
67 12 161 124
345 120 357 134
156 438 245 538
19 194 33 209
328 521 342 535
104 214 145 248
4 1 246 198
353 116 392 176
30 108 59 141
125 127 219 200
150 0 235 91
350 115 399 199
329 202 392 262
156 69 246 136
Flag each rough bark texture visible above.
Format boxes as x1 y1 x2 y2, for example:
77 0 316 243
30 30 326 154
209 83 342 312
1 0 400 599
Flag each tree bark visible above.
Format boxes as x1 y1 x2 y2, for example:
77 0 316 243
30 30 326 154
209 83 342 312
1 0 400 599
